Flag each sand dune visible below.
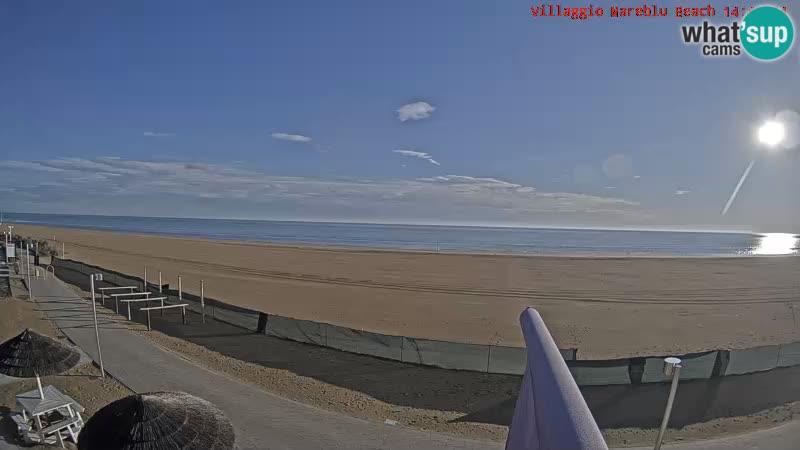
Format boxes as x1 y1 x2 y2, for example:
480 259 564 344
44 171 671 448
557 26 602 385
16 224 800 359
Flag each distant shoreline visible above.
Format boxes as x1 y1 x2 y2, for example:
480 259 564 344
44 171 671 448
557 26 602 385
5 212 797 257
9 221 797 260
1 210 769 234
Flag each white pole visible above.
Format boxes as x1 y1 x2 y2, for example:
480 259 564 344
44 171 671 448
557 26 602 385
26 243 32 299
178 276 182 301
36 374 44 399
143 266 148 291
158 271 162 294
654 358 682 450
90 275 106 378
201 279 205 323
62 242 65 258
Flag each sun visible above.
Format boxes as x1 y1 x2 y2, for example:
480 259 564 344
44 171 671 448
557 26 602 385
757 120 786 148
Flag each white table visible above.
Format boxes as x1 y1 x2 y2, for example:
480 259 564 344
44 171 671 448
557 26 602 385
15 385 84 447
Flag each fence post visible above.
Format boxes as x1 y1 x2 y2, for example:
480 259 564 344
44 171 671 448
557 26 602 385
178 276 182 302
143 266 148 291
200 279 205 323
257 313 268 334
158 271 162 294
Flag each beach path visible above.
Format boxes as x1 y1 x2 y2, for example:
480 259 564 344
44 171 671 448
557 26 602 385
23 273 499 450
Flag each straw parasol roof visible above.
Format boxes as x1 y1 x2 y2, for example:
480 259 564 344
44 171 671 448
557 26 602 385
78 391 236 450
0 328 81 378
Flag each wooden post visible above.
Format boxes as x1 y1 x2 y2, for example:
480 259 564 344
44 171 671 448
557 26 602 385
200 279 205 323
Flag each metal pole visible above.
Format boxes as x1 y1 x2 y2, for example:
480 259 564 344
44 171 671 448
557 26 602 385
178 275 182 301
62 242 65 258
26 243 32 299
200 279 205 323
158 271 162 294
654 358 682 450
90 275 106 378
144 266 148 291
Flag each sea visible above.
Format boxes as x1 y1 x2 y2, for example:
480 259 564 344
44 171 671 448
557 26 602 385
2 212 798 256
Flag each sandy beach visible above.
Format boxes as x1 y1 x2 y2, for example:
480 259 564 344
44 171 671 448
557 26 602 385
15 224 800 359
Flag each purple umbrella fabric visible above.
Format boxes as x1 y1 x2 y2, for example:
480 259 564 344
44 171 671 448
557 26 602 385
505 308 607 450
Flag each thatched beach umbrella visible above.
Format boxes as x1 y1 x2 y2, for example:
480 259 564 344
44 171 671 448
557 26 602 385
78 391 236 450
0 328 81 398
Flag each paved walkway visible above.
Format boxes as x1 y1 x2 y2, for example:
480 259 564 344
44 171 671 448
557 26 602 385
18 271 498 450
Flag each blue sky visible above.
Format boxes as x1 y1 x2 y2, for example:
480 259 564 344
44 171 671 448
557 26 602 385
0 1 798 230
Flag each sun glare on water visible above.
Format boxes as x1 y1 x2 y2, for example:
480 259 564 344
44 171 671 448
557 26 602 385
752 233 799 255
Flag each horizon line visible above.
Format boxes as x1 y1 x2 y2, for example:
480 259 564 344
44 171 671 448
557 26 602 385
0 210 778 235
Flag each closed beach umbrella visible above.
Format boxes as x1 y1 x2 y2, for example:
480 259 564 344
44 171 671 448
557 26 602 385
0 328 81 398
78 391 236 450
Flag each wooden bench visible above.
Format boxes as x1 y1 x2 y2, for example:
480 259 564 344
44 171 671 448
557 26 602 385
38 416 81 448
120 296 167 320
140 303 190 330
97 286 137 307
11 411 30 436
108 291 151 313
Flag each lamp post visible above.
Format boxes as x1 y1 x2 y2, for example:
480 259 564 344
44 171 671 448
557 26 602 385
89 273 106 378
654 357 682 450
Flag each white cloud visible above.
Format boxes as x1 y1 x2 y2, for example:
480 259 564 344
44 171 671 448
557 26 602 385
0 158 646 224
143 131 175 137
396 102 435 122
393 149 440 165
271 133 312 142
674 190 691 195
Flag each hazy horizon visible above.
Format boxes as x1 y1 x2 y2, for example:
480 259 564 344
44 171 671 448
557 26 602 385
2 210 792 235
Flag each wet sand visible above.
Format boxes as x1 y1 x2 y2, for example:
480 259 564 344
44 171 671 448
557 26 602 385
16 224 800 358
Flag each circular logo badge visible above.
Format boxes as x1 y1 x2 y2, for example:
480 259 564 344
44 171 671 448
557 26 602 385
741 6 795 61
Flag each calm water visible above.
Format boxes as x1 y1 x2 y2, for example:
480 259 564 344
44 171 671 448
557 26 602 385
3 212 798 256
